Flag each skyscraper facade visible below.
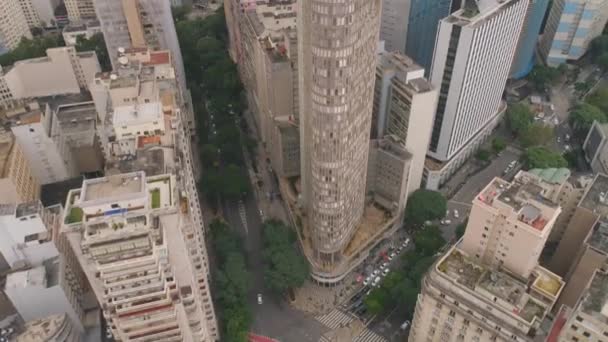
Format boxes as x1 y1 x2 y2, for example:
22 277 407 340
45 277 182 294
405 0 453 73
510 0 550 78
379 0 452 73
298 0 382 270
540 0 608 66
0 0 32 54
424 0 528 189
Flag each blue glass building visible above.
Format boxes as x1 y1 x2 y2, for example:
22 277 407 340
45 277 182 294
404 0 453 74
510 0 550 79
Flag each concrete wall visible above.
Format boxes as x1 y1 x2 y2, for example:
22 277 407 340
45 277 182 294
549 207 597 276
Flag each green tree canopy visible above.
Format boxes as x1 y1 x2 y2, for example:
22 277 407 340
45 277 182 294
0 35 64 67
520 123 554 147
413 226 446 257
569 103 607 137
491 137 506 154
261 220 309 295
528 65 560 92
507 103 534 135
405 189 447 227
523 146 568 169
587 86 608 113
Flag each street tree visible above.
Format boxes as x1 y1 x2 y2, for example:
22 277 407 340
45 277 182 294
520 123 554 147
413 225 446 257
0 35 64 67
587 86 608 113
528 65 560 92
506 103 534 135
569 103 607 137
491 137 507 154
364 288 389 315
405 190 447 227
523 146 568 169
261 221 309 297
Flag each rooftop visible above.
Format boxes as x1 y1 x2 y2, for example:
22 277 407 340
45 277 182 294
378 51 432 93
81 172 145 202
437 247 560 324
528 168 571 185
113 102 162 126
581 271 608 324
15 313 72 341
55 101 97 132
15 201 42 218
579 173 608 219
105 149 165 177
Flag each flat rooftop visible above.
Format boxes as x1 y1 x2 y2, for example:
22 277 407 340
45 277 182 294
113 102 162 126
579 173 608 218
55 101 97 132
81 172 145 202
379 52 432 93
15 313 71 341
437 247 561 324
581 271 608 324
15 201 42 218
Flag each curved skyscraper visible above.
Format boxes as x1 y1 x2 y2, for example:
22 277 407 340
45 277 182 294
298 0 382 279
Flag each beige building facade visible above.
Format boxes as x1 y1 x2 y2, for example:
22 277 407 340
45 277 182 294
372 51 437 195
0 131 40 204
298 0 382 280
64 0 96 22
0 0 32 53
409 171 565 342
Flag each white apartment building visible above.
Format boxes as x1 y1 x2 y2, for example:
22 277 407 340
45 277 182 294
62 172 218 341
14 313 82 342
9 96 103 184
0 0 32 53
373 51 438 195
4 255 85 333
17 0 61 28
0 47 100 109
409 172 565 342
0 201 61 269
424 0 528 189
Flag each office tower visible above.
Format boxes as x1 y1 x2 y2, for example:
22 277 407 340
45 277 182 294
62 172 218 341
298 0 382 279
14 313 82 342
372 51 437 195
94 0 187 95
550 270 608 341
424 0 528 190
583 121 608 175
0 131 40 204
380 0 453 73
511 0 550 78
64 0 96 22
409 172 565 342
540 0 608 66
0 0 32 54
16 0 61 29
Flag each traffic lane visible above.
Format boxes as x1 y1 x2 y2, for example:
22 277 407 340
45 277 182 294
452 148 521 204
440 201 471 241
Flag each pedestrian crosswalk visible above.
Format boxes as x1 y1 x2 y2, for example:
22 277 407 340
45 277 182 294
353 329 387 342
315 309 354 330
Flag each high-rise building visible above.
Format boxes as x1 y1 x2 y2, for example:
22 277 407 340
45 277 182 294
16 0 61 29
0 0 32 54
372 51 438 195
510 0 550 78
423 0 528 190
62 171 218 341
409 171 565 342
0 130 40 204
298 0 382 281
540 0 608 66
64 0 97 22
379 0 453 73
94 0 187 95
583 121 608 175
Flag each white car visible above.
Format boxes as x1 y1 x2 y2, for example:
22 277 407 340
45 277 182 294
404 238 410 245
382 268 389 276
257 293 263 305
363 278 370 286
445 210 450 218
442 219 452 226
373 269 380 276
382 262 389 269
454 210 460 219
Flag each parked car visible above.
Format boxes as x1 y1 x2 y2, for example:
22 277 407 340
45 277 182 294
454 210 460 219
257 293 263 305
400 320 411 331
